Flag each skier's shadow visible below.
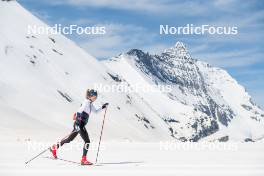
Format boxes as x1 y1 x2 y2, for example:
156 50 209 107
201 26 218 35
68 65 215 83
99 161 144 165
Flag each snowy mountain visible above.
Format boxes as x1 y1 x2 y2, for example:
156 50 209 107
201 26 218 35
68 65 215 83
103 42 264 142
1 0 263 143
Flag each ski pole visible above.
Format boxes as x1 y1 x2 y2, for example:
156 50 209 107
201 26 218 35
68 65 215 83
25 147 50 165
95 108 108 164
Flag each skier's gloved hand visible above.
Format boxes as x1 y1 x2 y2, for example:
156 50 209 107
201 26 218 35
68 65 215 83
102 103 109 109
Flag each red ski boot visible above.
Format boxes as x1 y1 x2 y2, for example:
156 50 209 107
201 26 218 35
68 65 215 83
81 156 93 165
50 144 58 159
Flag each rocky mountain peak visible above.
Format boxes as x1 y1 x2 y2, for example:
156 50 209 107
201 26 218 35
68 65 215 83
127 49 145 57
163 41 191 59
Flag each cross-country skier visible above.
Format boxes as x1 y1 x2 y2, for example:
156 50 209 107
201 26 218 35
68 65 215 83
50 89 109 165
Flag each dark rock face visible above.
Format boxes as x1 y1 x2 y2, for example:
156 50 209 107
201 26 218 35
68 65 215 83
198 99 234 126
244 138 254 142
135 114 155 129
241 104 253 111
218 136 229 142
57 90 73 103
108 72 122 82
190 120 219 142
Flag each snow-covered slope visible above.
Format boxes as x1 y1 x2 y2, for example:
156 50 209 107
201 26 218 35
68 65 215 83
1 1 263 143
0 0 172 142
103 42 264 142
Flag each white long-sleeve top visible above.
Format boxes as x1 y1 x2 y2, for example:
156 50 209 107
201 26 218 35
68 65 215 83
77 99 102 116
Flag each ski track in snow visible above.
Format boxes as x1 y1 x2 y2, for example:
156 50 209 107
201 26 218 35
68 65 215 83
1 140 264 176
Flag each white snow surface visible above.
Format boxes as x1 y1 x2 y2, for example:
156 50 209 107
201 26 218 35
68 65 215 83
1 139 264 176
0 1 264 175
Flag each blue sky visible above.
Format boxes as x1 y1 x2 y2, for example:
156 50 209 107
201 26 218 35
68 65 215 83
18 0 264 108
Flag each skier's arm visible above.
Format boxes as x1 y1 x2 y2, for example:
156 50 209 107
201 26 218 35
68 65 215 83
91 103 109 113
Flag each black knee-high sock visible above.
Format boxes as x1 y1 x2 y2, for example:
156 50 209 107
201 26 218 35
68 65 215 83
79 127 90 156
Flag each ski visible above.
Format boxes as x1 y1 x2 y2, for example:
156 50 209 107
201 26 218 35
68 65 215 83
44 156 103 166
44 156 81 165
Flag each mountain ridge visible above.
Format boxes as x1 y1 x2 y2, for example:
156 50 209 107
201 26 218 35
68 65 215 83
103 42 264 141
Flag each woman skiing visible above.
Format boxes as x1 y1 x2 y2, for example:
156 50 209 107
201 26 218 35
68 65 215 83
50 89 109 165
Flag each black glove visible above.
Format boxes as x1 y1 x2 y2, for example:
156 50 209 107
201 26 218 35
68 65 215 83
102 103 109 109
